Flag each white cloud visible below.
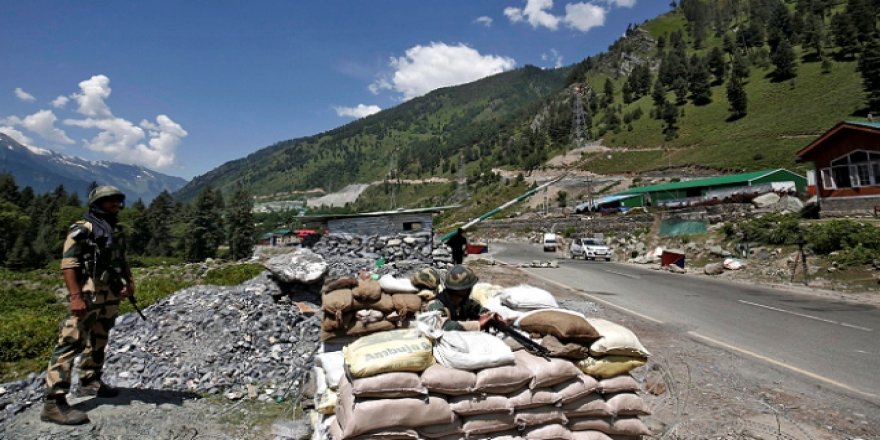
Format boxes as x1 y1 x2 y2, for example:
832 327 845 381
2 110 74 145
605 0 636 7
334 104 382 119
371 42 516 101
71 74 113 117
0 127 34 145
505 0 560 30
504 0 607 32
542 49 564 68
52 95 69 108
563 2 607 32
15 88 36 102
475 16 493 27
65 114 186 169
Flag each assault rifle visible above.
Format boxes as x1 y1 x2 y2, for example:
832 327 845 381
120 277 147 321
483 317 551 359
86 236 146 321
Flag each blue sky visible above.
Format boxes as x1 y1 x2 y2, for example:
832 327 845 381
1 0 670 180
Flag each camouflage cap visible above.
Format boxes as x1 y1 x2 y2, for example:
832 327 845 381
88 185 125 206
445 265 478 291
411 267 441 290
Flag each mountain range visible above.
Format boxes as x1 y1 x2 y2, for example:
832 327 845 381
0 132 187 203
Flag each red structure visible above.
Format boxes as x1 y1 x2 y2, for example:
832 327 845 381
797 121 880 217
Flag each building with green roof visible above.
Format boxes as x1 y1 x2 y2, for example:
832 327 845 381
617 169 807 207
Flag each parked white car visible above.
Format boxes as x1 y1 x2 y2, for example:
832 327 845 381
542 233 558 252
570 238 611 261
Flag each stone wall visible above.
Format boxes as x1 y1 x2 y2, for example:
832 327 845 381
475 213 655 236
820 196 880 218
311 231 458 274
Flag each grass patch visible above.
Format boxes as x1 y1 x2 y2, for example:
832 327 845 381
203 263 265 286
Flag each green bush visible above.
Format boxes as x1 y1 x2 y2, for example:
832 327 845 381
734 213 802 245
806 220 880 254
202 263 265 286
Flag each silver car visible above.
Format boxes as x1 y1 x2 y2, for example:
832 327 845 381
570 238 611 261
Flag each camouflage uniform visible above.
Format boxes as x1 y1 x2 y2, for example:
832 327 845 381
45 220 128 398
425 292 487 331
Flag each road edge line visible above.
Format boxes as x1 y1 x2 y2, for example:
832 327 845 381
688 331 878 399
523 269 664 324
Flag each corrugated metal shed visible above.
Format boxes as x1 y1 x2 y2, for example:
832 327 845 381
298 206 458 236
621 169 805 194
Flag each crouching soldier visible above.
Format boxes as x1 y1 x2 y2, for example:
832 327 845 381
425 265 500 331
42 186 134 425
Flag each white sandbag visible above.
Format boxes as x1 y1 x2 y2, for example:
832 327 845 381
586 318 651 357
313 365 328 395
498 284 558 310
434 331 515 371
378 274 419 293
316 388 337 415
485 295 524 321
316 351 345 390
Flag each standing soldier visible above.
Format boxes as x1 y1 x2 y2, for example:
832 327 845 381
41 186 134 425
446 228 468 265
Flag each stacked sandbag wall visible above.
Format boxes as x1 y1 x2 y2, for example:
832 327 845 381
311 282 653 440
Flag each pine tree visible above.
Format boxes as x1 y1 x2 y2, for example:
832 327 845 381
122 199 150 255
603 78 615 105
689 55 713 105
0 173 19 205
859 36 880 113
184 187 225 262
771 37 798 80
801 13 825 58
727 76 748 119
146 191 175 256
661 101 680 140
622 81 634 104
732 51 750 81
672 77 689 104
831 13 861 59
652 80 669 119
227 189 256 260
707 47 727 84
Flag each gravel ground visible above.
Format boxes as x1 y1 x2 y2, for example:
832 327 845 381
3 262 878 440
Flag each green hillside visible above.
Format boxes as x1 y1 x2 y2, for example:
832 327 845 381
178 0 879 212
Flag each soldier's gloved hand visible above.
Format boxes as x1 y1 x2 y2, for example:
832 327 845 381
69 294 87 317
479 313 505 329
120 280 135 298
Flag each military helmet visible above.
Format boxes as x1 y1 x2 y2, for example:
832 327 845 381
445 265 478 291
411 267 442 290
88 185 126 206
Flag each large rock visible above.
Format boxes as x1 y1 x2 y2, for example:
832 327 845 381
264 248 328 284
775 195 804 213
704 263 724 275
708 245 731 257
752 193 781 208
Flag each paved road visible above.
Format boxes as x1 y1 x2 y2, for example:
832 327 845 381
490 242 880 402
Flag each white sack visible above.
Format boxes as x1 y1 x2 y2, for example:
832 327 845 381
378 274 419 293
586 318 650 357
434 331 515 371
498 285 558 310
316 351 345 390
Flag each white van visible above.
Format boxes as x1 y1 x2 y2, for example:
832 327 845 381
542 233 558 252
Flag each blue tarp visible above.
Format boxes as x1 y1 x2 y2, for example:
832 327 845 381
575 194 639 212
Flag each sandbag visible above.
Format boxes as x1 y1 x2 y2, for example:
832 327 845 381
576 356 647 379
514 408 568 428
354 309 385 324
485 295 523 321
514 350 582 389
352 279 382 303
449 394 512 416
524 424 574 440
461 413 516 437
345 319 396 337
350 371 427 398
323 289 353 319
516 309 599 343
314 365 328 395
417 419 463 439
336 378 455 439
392 293 424 319
315 388 337 415
597 375 640 394
508 387 560 409
554 375 599 404
417 289 437 302
567 417 651 436
540 335 591 360
378 274 419 293
561 393 613 418
471 282 503 307
343 329 434 378
420 364 476 395
315 351 345 390
569 432 614 440
473 362 532 394
586 318 650 357
498 284 558 310
330 416 420 440
434 331 515 371
410 267 442 290
324 277 358 293
605 392 651 416
322 313 353 332
351 293 395 314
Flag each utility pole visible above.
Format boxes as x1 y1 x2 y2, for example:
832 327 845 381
387 146 400 209
571 84 588 156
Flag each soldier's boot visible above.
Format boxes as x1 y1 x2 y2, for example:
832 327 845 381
77 378 119 398
40 396 89 425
